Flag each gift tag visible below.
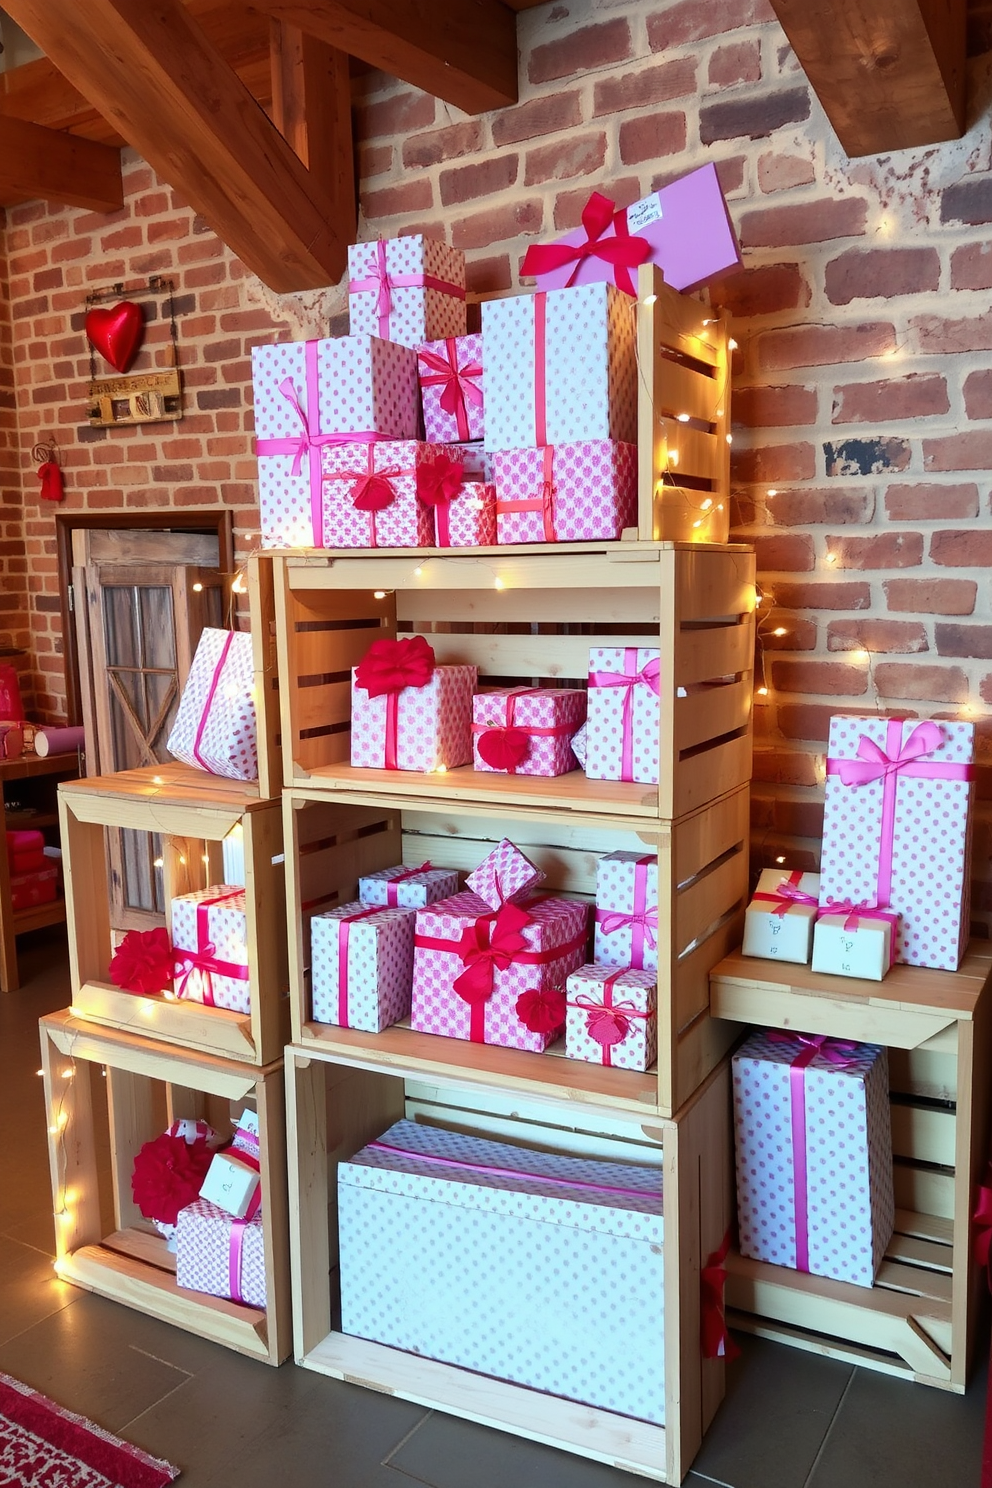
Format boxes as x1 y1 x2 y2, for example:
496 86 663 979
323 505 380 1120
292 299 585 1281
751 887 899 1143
626 193 663 232
199 1151 260 1219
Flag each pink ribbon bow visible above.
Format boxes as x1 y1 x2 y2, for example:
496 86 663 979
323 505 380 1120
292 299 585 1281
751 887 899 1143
418 339 483 442
175 889 249 1007
589 650 662 782
818 899 901 967
383 861 434 907
227 1122 262 1306
752 870 818 917
348 238 466 340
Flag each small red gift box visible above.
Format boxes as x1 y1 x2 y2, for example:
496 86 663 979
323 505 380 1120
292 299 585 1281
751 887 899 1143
321 440 443 549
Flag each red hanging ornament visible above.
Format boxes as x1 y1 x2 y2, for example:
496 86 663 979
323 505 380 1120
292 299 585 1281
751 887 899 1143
32 442 64 503
85 299 145 372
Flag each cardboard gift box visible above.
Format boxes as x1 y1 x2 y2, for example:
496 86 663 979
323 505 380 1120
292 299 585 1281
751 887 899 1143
820 716 975 970
321 439 444 549
339 1119 665 1423
171 884 250 1013
359 862 460 910
410 891 589 1051
594 851 659 973
465 837 545 909
176 1198 266 1309
311 900 416 1032
252 336 419 549
348 236 466 347
565 964 657 1071
416 450 496 547
199 1110 261 1220
417 333 484 443
9 864 58 911
482 282 636 452
472 687 586 778
350 636 477 773
733 1029 894 1288
167 628 257 782
585 647 661 785
811 904 899 982
742 869 821 966
492 439 637 545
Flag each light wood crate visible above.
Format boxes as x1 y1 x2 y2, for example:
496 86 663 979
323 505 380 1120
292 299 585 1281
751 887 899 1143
283 782 749 1119
264 542 755 822
59 764 289 1066
286 1045 732 1484
40 1011 291 1366
710 946 992 1391
247 552 281 801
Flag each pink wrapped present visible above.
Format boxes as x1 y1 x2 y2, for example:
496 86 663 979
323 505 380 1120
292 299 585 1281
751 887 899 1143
176 1197 266 1309
585 647 661 786
172 884 250 1014
348 236 466 347
416 450 496 548
472 687 586 778
411 892 589 1051
199 1109 261 1219
167 628 257 782
594 851 658 973
820 716 975 971
520 168 742 297
252 336 419 549
492 440 636 544
359 862 460 909
350 636 476 772
465 837 545 909
310 900 415 1032
565 964 657 1071
10 865 58 911
418 333 484 443
570 721 587 768
482 282 636 451
321 439 443 549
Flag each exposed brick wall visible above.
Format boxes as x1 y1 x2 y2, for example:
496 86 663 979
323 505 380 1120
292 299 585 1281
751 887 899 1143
0 236 32 709
3 0 992 929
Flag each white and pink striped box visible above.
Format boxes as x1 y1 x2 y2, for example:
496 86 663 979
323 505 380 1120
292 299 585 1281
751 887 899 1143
472 687 586 778
492 440 636 545
167 628 257 782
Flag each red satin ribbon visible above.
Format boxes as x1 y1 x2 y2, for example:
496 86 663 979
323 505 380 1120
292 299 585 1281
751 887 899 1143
384 862 434 907
520 191 651 297
337 905 384 1026
494 445 557 541
700 1228 740 1361
418 338 483 442
473 687 574 774
349 239 466 338
226 1129 261 1305
175 889 249 1007
567 971 655 1067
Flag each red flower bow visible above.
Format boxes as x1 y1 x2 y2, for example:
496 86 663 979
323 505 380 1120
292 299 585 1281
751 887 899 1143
453 901 532 1004
131 1130 214 1226
520 191 651 296
355 635 436 699
352 472 399 512
477 727 530 772
109 926 175 996
586 1006 630 1047
417 453 465 508
515 986 566 1034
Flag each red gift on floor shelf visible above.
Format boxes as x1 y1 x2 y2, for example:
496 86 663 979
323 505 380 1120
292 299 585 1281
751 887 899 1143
492 440 637 545
472 687 586 777
321 439 445 549
417 451 496 548
9 864 58 911
417 333 484 444
350 636 476 772
7 829 46 875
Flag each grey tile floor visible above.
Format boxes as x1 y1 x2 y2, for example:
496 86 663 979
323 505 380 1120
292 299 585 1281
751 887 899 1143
1 928 987 1488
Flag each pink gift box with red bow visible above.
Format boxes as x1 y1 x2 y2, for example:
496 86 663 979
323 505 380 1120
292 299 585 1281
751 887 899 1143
472 687 586 777
418 333 484 443
321 439 447 549
594 851 659 974
565 964 657 1071
585 647 661 786
171 884 250 1014
492 440 636 545
350 637 476 772
348 236 466 348
410 891 589 1052
415 450 496 547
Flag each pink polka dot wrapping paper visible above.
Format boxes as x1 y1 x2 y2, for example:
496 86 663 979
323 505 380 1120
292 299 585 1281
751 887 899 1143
585 647 661 786
176 1198 267 1309
733 1031 894 1288
167 628 257 782
320 439 441 549
418 333 484 444
171 885 251 1014
491 439 637 545
338 1118 665 1423
594 851 659 974
471 687 586 778
310 901 416 1033
464 837 546 909
432 476 497 548
819 714 975 971
350 663 477 772
348 236 466 348
565 963 658 1071
358 864 460 910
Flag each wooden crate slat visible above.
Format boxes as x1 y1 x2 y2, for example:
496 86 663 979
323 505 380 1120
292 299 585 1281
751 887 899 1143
675 678 752 754
649 353 721 425
247 555 280 801
424 632 646 682
891 1102 957 1167
675 619 753 688
669 734 753 820
889 1045 959 1101
398 586 660 627
659 420 721 486
676 548 755 625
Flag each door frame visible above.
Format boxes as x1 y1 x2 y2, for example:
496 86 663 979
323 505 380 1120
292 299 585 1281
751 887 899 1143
56 511 234 726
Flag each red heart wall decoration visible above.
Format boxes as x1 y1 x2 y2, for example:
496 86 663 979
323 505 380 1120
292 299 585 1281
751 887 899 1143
85 300 145 373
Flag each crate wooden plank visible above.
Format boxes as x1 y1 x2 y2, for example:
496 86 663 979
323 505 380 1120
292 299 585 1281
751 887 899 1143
675 619 754 688
890 1102 956 1167
398 586 661 627
648 354 721 426
675 678 752 754
247 554 280 801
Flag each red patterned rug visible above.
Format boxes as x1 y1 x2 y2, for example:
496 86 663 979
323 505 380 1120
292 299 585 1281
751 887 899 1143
0 1371 178 1487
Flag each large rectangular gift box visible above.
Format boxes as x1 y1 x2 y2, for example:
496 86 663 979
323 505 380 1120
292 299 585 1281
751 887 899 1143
472 687 586 777
252 336 419 549
566 964 657 1071
492 439 636 544
482 282 636 451
410 891 589 1051
171 884 250 1013
585 647 661 785
733 1029 894 1288
594 851 659 973
350 659 477 772
742 869 820 966
819 716 975 971
417 333 484 443
167 628 257 782
176 1197 266 1309
311 900 416 1031
339 1119 665 1423
348 236 466 347
359 862 459 909
321 439 445 549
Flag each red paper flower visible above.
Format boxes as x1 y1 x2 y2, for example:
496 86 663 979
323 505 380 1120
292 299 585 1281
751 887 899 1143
352 473 398 512
477 727 530 772
131 1131 214 1226
355 635 436 698
417 453 464 507
109 926 175 996
587 1007 630 1047
516 986 566 1034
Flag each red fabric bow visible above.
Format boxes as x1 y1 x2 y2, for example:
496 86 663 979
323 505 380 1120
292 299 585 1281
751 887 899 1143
515 986 566 1034
586 1006 630 1047
109 926 175 996
417 453 465 508
453 901 532 1004
355 635 436 699
520 191 651 297
352 472 399 512
701 1228 740 1361
477 727 530 772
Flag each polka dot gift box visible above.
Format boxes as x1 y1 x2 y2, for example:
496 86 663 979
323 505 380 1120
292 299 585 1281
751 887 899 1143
585 647 661 786
472 686 587 778
492 439 637 545
358 862 460 911
417 332 484 444
171 884 250 1014
321 439 441 549
349 636 477 773
819 715 975 971
733 1029 894 1288
594 850 659 974
348 236 466 348
176 1197 266 1309
311 901 416 1033
565 963 658 1072
338 1119 665 1424
167 628 257 782
464 836 546 909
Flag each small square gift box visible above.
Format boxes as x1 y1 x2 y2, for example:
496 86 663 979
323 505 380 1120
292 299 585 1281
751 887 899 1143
311 900 416 1031
198 1110 261 1220
811 902 900 982
465 837 545 909
482 281 637 451
359 862 460 910
472 687 586 778
416 449 496 548
741 869 821 966
820 716 975 971
167 628 257 782
410 891 590 1052
321 439 444 549
171 885 250 1013
417 333 484 443
733 1029 895 1288
492 439 636 545
585 647 661 785
348 236 466 347
594 851 658 973
338 1119 665 1424
350 636 477 772
252 336 419 549
176 1198 266 1309
565 964 657 1071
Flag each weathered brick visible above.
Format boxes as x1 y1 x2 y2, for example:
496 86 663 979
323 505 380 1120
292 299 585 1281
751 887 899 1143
924 431 992 471
931 530 992 566
739 197 867 248
884 577 977 614
358 143 392 178
710 263 810 318
360 178 433 218
700 87 809 145
935 623 992 658
529 20 632 84
884 483 979 521
440 155 517 207
524 133 607 186
403 121 484 170
708 40 762 87
765 487 874 525
827 618 929 653
356 90 436 141
618 112 686 166
777 703 855 744
465 255 512 293
647 0 774 50
757 152 815 193
771 659 869 695
825 247 940 305
733 384 818 428
828 532 922 569
553 178 641 231
749 533 815 570
874 663 969 702
761 610 817 649
593 59 696 115
757 322 896 371
913 311 992 353
733 443 816 484
941 174 992 225
824 436 910 477
964 369 992 419
831 374 949 424
453 200 543 251
951 242 992 291
492 92 583 147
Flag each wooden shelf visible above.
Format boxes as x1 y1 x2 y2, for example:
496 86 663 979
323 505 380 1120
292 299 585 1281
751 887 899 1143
0 751 78 992
12 898 66 934
4 811 60 830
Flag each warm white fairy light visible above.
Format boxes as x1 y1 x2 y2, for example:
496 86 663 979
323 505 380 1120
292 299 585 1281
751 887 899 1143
493 576 505 590
643 294 658 306
701 498 713 511
153 857 164 869
676 412 691 423
192 582 203 593
728 338 738 351
757 686 769 696
775 856 787 865
231 575 246 594
152 775 164 785
413 566 424 577
725 434 733 445
767 489 778 498
773 627 787 637
374 590 386 599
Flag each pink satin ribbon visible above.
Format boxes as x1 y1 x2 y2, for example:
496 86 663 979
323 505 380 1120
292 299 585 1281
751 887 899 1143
567 970 655 1068
337 906 384 1027
366 1139 662 1204
328 443 413 549
175 889 248 1007
752 870 819 918
589 650 662 782
595 853 657 969
191 631 234 770
826 720 974 910
495 445 558 541
534 290 547 447
384 861 434 907
817 899 901 967
349 239 466 339
418 338 482 442
472 687 575 773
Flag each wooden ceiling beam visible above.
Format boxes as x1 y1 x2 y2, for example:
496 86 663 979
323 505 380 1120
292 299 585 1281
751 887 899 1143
269 21 356 236
0 114 124 210
2 0 350 292
769 0 967 156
